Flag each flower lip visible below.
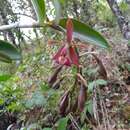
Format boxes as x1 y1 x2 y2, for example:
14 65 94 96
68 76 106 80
53 45 71 66
53 45 79 66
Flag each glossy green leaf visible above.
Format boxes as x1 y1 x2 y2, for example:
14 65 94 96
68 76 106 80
31 0 46 23
57 117 68 130
59 19 110 49
53 0 61 24
0 40 21 63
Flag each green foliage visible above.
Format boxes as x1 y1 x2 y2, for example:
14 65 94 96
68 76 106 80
56 117 69 130
43 128 52 130
59 18 110 49
31 0 46 23
81 100 93 124
0 80 25 112
25 90 47 109
119 1 129 12
96 1 116 26
85 67 98 77
88 79 107 92
125 63 130 72
59 0 65 5
0 40 21 63
40 83 61 109
0 75 11 81
85 100 93 115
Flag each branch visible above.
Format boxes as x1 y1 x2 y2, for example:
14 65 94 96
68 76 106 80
79 51 98 57
106 0 130 40
0 21 64 32
0 21 42 31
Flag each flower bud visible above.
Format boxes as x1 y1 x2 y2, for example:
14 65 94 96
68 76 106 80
71 97 78 113
59 91 69 116
48 65 63 86
52 77 64 89
78 84 87 112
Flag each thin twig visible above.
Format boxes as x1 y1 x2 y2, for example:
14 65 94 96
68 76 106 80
79 51 98 57
102 99 112 130
97 87 107 130
77 73 87 86
14 13 34 19
69 113 81 130
93 87 101 127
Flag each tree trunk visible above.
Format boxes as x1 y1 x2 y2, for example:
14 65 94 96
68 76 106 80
106 0 130 39
106 0 130 61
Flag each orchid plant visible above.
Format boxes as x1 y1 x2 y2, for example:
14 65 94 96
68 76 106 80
48 19 87 115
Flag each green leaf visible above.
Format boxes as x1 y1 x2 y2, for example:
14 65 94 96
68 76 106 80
88 79 107 92
59 19 110 49
53 0 61 24
86 100 93 115
0 98 4 105
32 90 47 106
0 40 21 63
59 0 65 5
81 100 93 124
88 82 95 92
43 128 52 130
31 0 46 23
125 63 130 72
95 79 107 85
128 40 130 46
85 67 98 76
57 117 68 130
0 75 11 81
0 54 12 63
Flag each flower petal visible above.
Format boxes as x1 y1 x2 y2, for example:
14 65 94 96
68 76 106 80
53 46 65 61
69 46 79 66
63 57 71 66
66 18 73 43
58 56 71 66
53 45 71 66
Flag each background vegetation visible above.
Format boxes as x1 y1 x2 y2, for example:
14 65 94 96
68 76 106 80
0 0 130 130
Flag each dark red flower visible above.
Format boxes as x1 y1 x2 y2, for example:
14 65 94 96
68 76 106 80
78 84 87 112
53 45 78 66
52 19 79 67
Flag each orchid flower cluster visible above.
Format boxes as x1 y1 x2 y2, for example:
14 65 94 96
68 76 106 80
53 19 79 67
48 19 87 115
